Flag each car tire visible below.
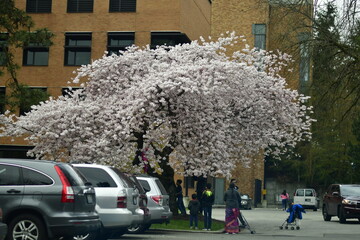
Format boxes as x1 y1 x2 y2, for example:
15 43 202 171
70 232 98 240
7 214 47 240
322 206 331 221
127 224 146 234
339 206 346 224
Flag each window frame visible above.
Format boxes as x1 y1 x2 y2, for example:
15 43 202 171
252 24 266 50
26 0 52 13
23 45 49 66
109 0 137 12
67 0 94 13
64 32 92 66
107 32 135 55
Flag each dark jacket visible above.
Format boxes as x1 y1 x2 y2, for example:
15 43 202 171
188 199 200 215
201 190 214 207
224 188 241 209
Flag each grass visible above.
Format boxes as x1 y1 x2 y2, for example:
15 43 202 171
150 214 225 231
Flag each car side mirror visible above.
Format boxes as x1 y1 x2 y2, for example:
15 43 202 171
332 191 339 196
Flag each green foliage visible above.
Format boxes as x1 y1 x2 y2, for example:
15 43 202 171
150 215 224 231
4 82 50 114
0 0 53 115
0 0 54 81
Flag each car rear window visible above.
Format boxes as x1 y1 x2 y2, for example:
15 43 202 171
112 168 135 188
155 179 168 195
75 167 117 187
138 179 151 192
296 189 304 196
305 189 314 196
57 164 85 186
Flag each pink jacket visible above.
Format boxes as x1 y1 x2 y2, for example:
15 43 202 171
280 193 289 200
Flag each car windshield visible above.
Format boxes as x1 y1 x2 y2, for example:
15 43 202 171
341 186 360 196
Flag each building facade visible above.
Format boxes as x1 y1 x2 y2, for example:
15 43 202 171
1 0 312 205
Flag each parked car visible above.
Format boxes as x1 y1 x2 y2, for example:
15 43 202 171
0 158 100 240
0 208 7 240
73 164 144 239
128 174 172 233
322 184 360 223
294 188 319 211
240 194 252 210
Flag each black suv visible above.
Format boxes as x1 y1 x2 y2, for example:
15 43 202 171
322 184 360 223
0 158 101 240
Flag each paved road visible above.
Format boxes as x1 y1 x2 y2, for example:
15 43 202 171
116 207 360 240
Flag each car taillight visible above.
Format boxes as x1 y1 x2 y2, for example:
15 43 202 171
151 195 163 205
55 165 75 203
117 196 127 208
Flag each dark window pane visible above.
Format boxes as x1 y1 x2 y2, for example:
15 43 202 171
0 87 5 114
107 32 134 55
65 33 92 66
253 24 266 50
67 0 93 13
151 32 190 49
109 0 136 12
26 0 52 13
138 179 151 191
75 167 117 188
23 168 53 185
0 165 21 185
23 48 49 66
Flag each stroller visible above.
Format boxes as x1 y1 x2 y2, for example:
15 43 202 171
279 203 305 230
238 211 255 234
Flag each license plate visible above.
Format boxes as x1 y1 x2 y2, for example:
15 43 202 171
305 198 311 202
86 194 94 204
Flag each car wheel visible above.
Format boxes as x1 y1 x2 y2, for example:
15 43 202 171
322 206 331 221
71 232 97 240
127 224 146 234
339 206 346 223
7 214 47 240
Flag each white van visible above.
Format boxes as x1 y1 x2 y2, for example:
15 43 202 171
293 188 319 211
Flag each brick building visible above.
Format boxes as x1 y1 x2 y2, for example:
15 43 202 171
1 0 312 205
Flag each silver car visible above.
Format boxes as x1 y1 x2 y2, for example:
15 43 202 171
127 175 172 233
73 164 144 239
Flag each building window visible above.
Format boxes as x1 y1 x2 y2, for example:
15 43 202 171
151 32 191 49
64 33 92 66
252 24 266 50
0 34 8 66
23 44 49 66
107 32 134 55
26 0 52 13
67 0 94 13
109 0 136 12
298 32 310 87
19 87 48 116
0 87 5 114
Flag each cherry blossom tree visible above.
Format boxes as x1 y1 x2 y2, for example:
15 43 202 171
0 33 313 187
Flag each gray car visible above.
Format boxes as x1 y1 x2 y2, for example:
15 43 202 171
127 175 172 233
0 158 101 240
73 164 144 239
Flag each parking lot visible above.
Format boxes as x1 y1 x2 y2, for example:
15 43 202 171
118 207 360 240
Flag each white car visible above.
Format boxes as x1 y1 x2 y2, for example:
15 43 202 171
73 164 144 239
293 188 319 211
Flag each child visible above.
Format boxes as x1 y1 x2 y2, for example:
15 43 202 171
188 193 200 229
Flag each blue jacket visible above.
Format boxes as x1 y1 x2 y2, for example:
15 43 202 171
286 204 305 223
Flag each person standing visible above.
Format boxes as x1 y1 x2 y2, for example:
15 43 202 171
280 190 290 211
224 182 242 234
201 183 214 231
176 179 187 215
188 193 200 229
